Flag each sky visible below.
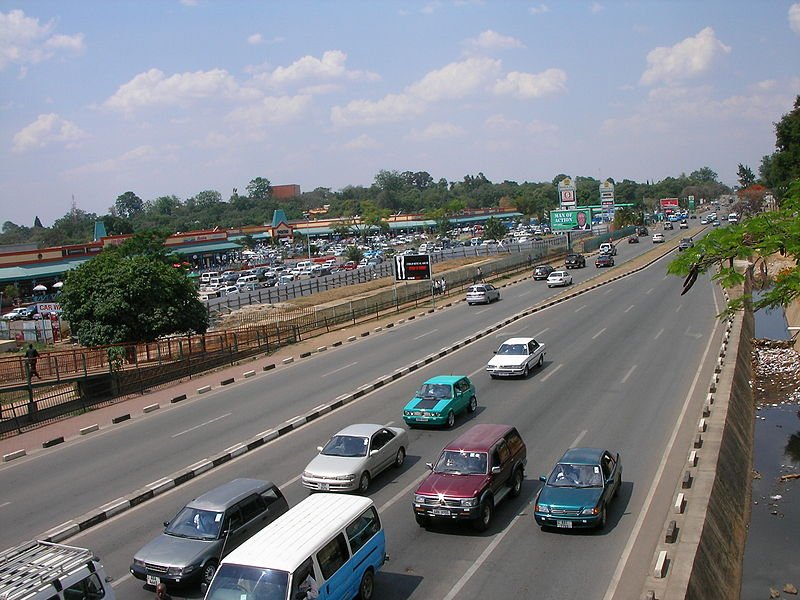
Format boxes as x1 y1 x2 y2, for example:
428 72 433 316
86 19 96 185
1 1 799 227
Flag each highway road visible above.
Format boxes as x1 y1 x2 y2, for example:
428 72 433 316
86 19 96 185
2 224 721 599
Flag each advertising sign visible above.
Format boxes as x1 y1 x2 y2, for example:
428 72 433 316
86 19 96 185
36 302 62 315
688 195 695 211
394 254 431 280
550 208 593 231
558 177 577 209
599 180 615 202
660 198 679 209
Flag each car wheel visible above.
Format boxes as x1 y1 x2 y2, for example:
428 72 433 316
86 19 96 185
468 395 477 413
358 568 375 600
202 560 218 587
446 411 455 428
510 468 523 498
522 364 529 378
358 472 371 494
538 354 544 367
394 447 406 468
489 374 498 379
597 506 607 530
415 514 429 527
548 284 553 288
474 497 493 531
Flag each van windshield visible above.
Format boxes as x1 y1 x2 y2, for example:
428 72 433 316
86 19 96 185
205 564 289 600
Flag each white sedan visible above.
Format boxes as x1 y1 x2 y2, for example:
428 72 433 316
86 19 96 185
302 424 409 493
547 270 573 287
486 337 546 378
652 233 666 243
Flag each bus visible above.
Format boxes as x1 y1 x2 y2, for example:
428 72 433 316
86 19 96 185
203 493 386 600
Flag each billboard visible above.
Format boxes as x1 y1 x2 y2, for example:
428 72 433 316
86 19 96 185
550 208 593 231
394 254 431 280
558 177 577 209
660 198 679 209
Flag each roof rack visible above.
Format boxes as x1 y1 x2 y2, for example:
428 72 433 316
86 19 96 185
0 540 96 600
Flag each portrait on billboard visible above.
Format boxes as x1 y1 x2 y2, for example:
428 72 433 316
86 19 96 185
573 210 591 230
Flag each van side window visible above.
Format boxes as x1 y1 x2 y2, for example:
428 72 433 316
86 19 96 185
290 557 317 599
261 487 281 504
238 494 267 523
316 533 349 580
346 507 381 554
494 441 510 466
505 430 523 455
63 572 106 599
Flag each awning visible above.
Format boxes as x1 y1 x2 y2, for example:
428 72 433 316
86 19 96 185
0 258 90 285
170 241 243 255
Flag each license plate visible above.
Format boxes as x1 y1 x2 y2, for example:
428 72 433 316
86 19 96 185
556 520 573 529
147 575 161 586
318 483 329 491
432 509 450 516
417 417 428 421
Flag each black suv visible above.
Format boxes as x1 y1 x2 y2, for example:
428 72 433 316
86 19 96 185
564 253 586 269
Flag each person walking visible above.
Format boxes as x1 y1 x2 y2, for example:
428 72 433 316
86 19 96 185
475 266 484 283
440 278 447 295
25 344 40 379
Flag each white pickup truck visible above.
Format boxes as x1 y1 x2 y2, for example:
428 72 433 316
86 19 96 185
599 242 617 256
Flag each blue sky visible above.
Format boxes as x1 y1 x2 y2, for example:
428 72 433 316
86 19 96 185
2 1 799 226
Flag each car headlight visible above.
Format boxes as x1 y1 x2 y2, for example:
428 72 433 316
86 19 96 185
414 494 427 504
460 498 478 507
535 503 550 514
133 558 145 568
581 506 600 516
166 566 184 576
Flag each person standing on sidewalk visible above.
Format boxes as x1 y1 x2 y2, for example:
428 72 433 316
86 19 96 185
25 344 40 379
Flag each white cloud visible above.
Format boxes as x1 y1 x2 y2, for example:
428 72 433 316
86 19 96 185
331 93 426 127
529 4 549 16
465 30 523 51
640 27 731 86
226 94 312 126
180 0 199 6
342 134 380 150
12 113 87 152
0 9 84 71
104 68 257 112
590 2 604 14
64 145 167 177
406 122 465 141
407 57 502 101
421 2 442 15
247 33 264 45
256 50 379 87
493 68 567 99
484 114 557 135
790 3 800 35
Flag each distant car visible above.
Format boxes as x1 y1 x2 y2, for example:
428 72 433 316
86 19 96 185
679 220 689 229
1 307 32 321
130 478 289 587
636 226 649 236
466 284 500 305
532 265 555 280
222 285 239 295
595 254 615 268
690 214 697 219
547 270 573 287
598 242 616 256
652 233 665 243
712 219 721 227
678 238 694 251
403 375 477 428
700 217 709 224
564 253 586 269
663 221 674 230
486 337 546 378
301 423 409 494
342 261 358 270
277 274 295 285
534 447 622 530
628 235 639 243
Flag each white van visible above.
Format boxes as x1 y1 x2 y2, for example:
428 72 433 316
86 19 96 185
236 275 259 288
295 260 314 271
0 540 117 600
201 271 220 284
204 494 386 600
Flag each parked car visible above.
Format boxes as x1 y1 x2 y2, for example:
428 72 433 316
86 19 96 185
652 233 665 243
466 283 500 305
533 447 622 530
301 424 409 494
486 337 546 378
130 478 289 588
1 307 29 321
564 253 586 269
627 235 639 244
532 265 555 280
413 424 527 531
547 270 573 287
595 254 615 268
678 238 694 251
403 375 477 428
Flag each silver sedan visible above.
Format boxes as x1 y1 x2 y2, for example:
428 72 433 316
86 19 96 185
302 424 409 493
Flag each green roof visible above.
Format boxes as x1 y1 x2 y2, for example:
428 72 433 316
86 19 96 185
0 258 90 284
170 241 242 255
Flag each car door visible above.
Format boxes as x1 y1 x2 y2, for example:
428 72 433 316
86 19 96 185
455 379 471 414
235 494 269 543
220 506 244 554
489 441 512 496
369 428 396 475
526 341 537 369
601 452 619 501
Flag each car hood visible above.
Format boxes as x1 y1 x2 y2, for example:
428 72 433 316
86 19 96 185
487 354 527 368
416 473 489 498
404 396 451 412
537 485 603 510
134 533 219 567
305 452 364 476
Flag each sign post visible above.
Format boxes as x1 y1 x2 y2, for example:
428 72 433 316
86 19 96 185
394 254 434 308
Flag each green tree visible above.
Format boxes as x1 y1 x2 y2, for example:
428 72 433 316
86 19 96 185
764 95 800 202
344 246 364 264
483 217 507 241
737 164 756 188
114 191 144 219
689 167 719 183
60 234 207 345
247 177 272 200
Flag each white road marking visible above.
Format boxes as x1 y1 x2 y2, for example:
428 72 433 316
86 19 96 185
575 305 587 313
592 328 607 340
321 361 358 377
646 287 654 295
604 288 614 295
571 430 588 447
469 364 486 378
624 305 634 313
474 307 493 314
675 304 682 313
172 413 231 438
379 471 429 513
540 363 562 382
111 573 133 588
518 289 533 296
654 328 664 340
535 328 550 337
602 296 721 600
620 365 637 384
0 501 10 509
413 329 439 340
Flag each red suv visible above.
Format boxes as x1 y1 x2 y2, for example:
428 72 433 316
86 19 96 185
412 424 527 531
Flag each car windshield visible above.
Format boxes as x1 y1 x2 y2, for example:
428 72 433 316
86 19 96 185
165 507 224 540
321 435 369 458
547 463 604 488
417 383 453 399
205 564 289 600
434 450 488 475
497 343 527 356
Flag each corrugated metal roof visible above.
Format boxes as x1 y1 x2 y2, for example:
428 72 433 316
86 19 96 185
170 241 242 255
0 258 89 284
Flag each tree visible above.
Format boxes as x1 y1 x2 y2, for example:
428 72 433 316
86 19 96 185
344 245 364 264
764 95 800 202
33 216 43 228
59 234 207 346
689 167 719 183
114 191 144 219
668 179 800 316
483 217 507 241
737 164 756 188
247 177 272 200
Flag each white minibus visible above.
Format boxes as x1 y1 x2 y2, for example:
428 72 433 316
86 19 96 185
204 494 386 600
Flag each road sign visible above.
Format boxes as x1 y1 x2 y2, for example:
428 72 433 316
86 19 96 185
394 254 431 280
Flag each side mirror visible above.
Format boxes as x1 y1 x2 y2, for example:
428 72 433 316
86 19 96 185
539 475 547 482
491 466 501 474
163 521 169 528
317 446 323 452
370 449 379 456
425 462 433 470
493 350 498 354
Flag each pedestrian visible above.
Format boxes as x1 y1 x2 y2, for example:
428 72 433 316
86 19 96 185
475 266 483 283
25 343 40 379
440 278 447 295
527 254 532 267
155 583 172 600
